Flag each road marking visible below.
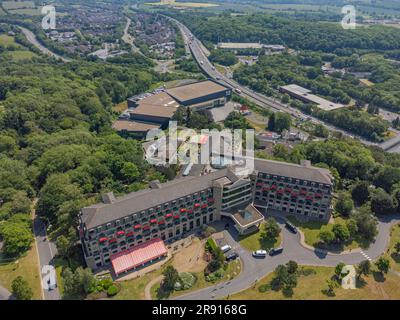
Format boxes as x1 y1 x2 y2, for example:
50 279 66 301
361 251 372 261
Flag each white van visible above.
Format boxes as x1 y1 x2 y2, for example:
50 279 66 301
252 250 267 258
220 244 232 253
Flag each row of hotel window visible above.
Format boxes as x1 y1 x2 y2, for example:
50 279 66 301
89 208 215 245
87 194 215 235
90 214 214 266
256 174 331 189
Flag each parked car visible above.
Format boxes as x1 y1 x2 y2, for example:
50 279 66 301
226 252 238 261
252 250 267 258
220 244 232 253
285 222 298 234
269 247 284 256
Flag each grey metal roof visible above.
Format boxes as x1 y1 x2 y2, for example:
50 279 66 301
253 158 333 185
82 168 234 229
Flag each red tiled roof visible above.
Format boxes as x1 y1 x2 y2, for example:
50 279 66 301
111 238 168 275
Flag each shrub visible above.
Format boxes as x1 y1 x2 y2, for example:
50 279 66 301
178 272 196 290
298 268 317 276
107 285 119 297
258 284 271 293
206 238 218 253
99 277 113 290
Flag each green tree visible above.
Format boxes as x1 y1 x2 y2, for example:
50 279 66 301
334 192 354 217
120 162 140 183
267 113 275 131
371 188 397 215
356 260 371 278
325 279 336 296
286 260 298 274
375 257 390 275
332 224 350 243
9 191 31 215
56 235 72 260
351 181 370 205
346 219 358 237
351 205 378 241
0 220 32 256
273 112 292 133
394 242 400 255
62 267 97 297
162 265 180 292
374 166 400 193
11 276 33 300
263 217 280 240
272 144 289 160
335 262 346 280
313 124 329 138
319 230 335 244
36 173 82 224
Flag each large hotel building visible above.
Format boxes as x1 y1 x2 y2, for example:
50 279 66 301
79 158 333 275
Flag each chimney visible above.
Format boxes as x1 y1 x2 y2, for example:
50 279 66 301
149 180 162 189
102 192 116 204
300 160 311 167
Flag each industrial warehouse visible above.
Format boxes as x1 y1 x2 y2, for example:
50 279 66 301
79 158 333 275
280 84 345 111
112 80 232 138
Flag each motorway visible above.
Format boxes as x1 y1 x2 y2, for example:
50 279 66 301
175 213 400 300
167 16 400 151
18 26 70 63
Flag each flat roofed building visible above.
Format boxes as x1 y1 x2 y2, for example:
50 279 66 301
280 84 345 111
227 203 264 235
129 91 179 124
166 80 231 110
218 42 264 49
217 42 285 51
112 120 160 137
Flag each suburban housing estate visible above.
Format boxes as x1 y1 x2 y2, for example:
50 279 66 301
79 158 333 275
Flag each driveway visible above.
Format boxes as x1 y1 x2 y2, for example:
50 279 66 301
174 213 400 300
0 286 12 300
33 213 60 300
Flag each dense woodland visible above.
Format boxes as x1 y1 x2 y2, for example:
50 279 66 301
0 23 179 262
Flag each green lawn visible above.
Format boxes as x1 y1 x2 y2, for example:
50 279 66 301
0 34 36 61
0 246 42 299
151 259 242 300
2 1 35 10
385 223 400 273
112 267 164 300
239 223 282 252
0 34 15 46
229 265 400 300
9 50 36 61
287 215 370 251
